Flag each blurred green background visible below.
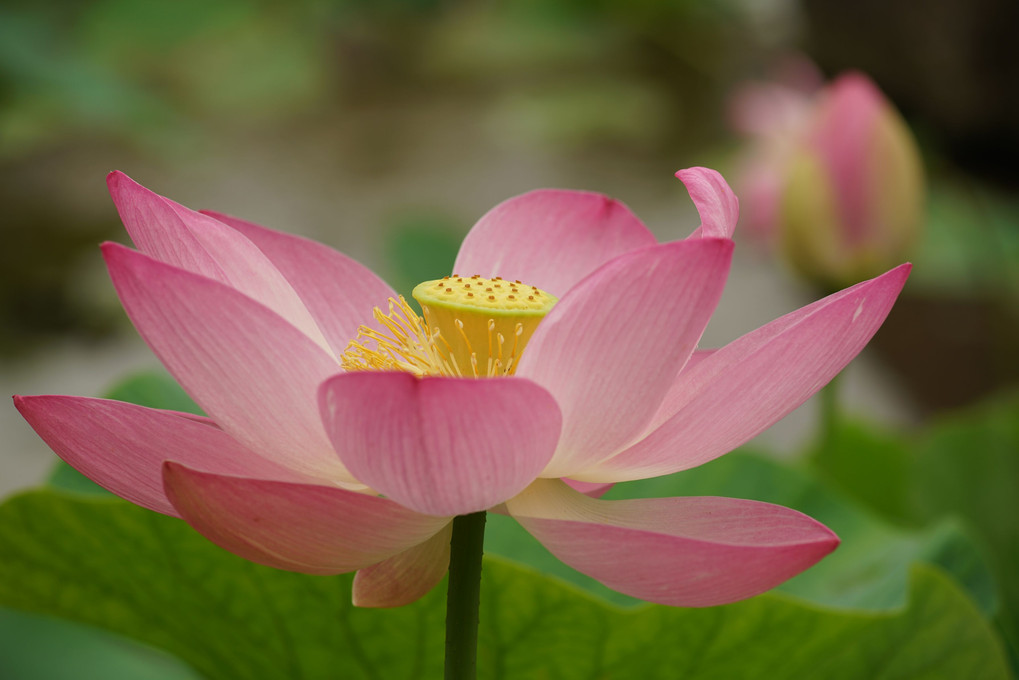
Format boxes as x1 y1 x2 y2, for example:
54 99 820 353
1 0 1018 677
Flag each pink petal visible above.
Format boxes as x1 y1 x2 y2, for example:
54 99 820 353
108 172 331 353
103 243 351 481
352 524 452 607
587 264 911 482
14 395 306 516
319 372 562 517
203 211 398 358
453 189 657 296
677 167 740 239
515 239 733 478
163 462 451 574
506 479 838 607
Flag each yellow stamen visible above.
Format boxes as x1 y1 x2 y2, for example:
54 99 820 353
340 296 453 376
340 274 557 378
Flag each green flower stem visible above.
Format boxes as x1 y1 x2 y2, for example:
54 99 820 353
444 511 487 680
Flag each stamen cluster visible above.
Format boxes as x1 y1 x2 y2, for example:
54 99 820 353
341 274 556 379
340 296 449 376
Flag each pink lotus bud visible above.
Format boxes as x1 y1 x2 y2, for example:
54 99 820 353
736 71 925 287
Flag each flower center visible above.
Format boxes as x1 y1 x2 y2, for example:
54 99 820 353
340 274 556 378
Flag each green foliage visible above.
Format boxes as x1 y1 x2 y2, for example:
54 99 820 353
0 608 199 680
809 418 914 523
0 490 1010 679
809 393 1019 669
911 395 1019 670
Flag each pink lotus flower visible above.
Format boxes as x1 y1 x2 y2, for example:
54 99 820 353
733 68 925 287
15 169 908 608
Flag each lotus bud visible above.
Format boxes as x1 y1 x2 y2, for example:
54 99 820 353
735 70 925 287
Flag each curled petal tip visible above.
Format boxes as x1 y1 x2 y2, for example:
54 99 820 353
676 167 740 239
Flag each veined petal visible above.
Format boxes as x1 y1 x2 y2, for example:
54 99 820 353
516 239 733 478
453 189 657 296
203 211 398 358
163 463 451 574
103 243 351 481
507 479 838 607
14 395 306 516
352 524 453 607
586 264 911 482
108 172 332 354
107 172 220 279
677 167 740 239
319 372 561 517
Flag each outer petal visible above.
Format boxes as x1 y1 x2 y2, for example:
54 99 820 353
585 264 911 482
677 167 740 239
506 479 838 607
516 239 733 478
319 372 562 517
104 243 351 481
203 211 398 358
163 462 451 574
352 524 453 607
14 395 306 516
108 172 331 354
453 189 657 296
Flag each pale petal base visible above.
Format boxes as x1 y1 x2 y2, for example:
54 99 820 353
353 524 453 608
